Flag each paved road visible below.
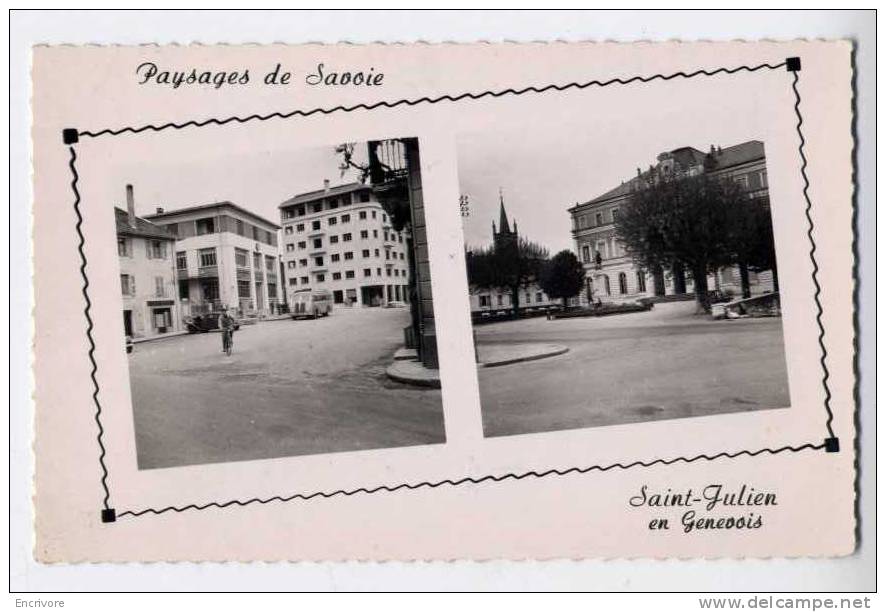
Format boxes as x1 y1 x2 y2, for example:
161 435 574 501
475 302 791 438
129 307 444 469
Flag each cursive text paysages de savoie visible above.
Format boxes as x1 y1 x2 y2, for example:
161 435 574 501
135 62 385 90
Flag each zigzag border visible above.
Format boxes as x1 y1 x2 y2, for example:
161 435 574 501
64 57 838 523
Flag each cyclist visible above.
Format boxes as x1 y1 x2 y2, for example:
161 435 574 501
219 310 236 355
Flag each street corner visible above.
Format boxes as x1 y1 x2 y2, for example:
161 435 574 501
385 348 441 388
477 342 569 368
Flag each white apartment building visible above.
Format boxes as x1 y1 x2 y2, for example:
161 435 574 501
145 200 283 317
115 186 180 339
279 181 411 307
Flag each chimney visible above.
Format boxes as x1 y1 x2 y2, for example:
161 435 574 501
125 184 136 228
156 207 164 214
323 179 331 192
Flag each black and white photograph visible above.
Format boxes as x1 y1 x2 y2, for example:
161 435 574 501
113 137 444 469
458 119 789 438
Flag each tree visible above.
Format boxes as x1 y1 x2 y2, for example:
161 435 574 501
728 196 778 298
466 237 549 316
539 250 585 308
615 174 744 313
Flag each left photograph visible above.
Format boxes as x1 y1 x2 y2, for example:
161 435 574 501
113 138 444 469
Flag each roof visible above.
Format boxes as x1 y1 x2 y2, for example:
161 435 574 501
115 208 176 240
144 201 281 230
279 182 371 209
572 140 766 211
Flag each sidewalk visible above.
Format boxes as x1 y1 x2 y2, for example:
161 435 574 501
385 342 568 387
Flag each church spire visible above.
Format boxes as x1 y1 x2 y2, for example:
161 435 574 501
498 187 511 234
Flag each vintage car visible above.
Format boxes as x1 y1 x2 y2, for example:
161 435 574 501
185 313 241 333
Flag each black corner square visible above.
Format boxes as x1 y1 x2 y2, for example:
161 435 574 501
786 57 802 72
62 128 79 144
824 437 840 453
101 508 117 523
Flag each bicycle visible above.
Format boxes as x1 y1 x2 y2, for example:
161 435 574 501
222 328 234 356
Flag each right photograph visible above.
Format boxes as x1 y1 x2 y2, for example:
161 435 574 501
457 124 790 438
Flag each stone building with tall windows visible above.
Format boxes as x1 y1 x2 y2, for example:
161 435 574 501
569 140 774 304
115 185 181 339
145 200 282 317
278 180 412 307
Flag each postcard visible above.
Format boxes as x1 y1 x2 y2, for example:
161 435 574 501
31 40 856 561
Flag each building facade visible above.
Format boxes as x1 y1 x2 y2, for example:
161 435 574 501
145 201 283 317
569 141 774 304
115 186 181 339
278 181 412 307
468 197 559 314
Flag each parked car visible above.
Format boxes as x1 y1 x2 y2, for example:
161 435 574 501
185 313 241 333
290 289 333 319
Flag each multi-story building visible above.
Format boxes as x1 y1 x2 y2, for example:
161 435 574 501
115 185 181 339
278 180 412 307
145 200 282 317
467 198 559 314
569 140 774 304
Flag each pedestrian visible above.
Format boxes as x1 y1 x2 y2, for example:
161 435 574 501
219 309 236 355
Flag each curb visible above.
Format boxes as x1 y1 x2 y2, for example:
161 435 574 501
385 362 441 389
478 345 569 368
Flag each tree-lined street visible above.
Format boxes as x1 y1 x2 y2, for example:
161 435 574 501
129 307 445 469
477 302 790 438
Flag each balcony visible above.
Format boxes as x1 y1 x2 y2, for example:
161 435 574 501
197 266 218 278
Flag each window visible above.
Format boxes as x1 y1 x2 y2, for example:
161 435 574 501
344 252 354 260
316 273 325 282
196 217 215 235
201 279 219 301
386 269 392 277
735 175 749 189
385 251 390 260
235 219 245 236
284 226 293 235
285 244 295 253
331 253 340 262
283 209 295 220
536 291 543 302
372 210 377 219
595 212 603 226
359 191 371 203
300 276 309 284
399 253 405 260
479 295 490 307
359 211 367 220
497 295 503 306
330 235 339 244
581 245 590 263
146 240 166 259
362 249 370 258
296 223 305 232
198 248 217 267
373 230 378 238
611 208 620 222
345 270 355 279
636 270 647 293
618 272 628 294
525 291 531 303
296 205 305 217
117 237 129 257
176 251 187 270
314 256 324 266
265 255 275 271
288 277 298 286
313 202 323 213
760 170 768 188
343 233 352 242
298 241 307 249
287 261 296 269
374 249 380 257
398 235 403 243
253 253 262 270
178 280 189 300
603 275 611 296
376 268 382 275
382 214 387 222
120 274 134 296
312 238 323 249
332 272 342 280
328 217 337 226
237 280 251 298
312 220 321 231
341 214 351 223
360 230 369 239
394 269 399 277
363 269 371 277
299 259 308 267
329 199 339 210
